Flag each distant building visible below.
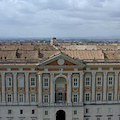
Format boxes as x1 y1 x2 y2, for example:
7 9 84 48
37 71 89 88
0 39 120 120
50 37 58 46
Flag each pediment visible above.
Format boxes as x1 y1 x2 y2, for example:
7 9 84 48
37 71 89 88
38 53 85 68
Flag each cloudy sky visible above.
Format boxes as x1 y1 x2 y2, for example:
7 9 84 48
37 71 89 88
0 0 120 38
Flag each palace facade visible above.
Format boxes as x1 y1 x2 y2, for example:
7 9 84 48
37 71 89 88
0 40 120 120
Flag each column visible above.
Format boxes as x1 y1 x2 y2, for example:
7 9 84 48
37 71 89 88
103 72 107 101
92 72 96 102
25 72 29 103
115 72 119 101
67 73 72 103
38 73 42 103
1 72 5 102
80 72 84 103
50 73 54 103
13 72 17 103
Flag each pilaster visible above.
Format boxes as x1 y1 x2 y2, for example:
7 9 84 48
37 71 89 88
38 73 42 103
25 72 29 103
50 73 54 103
115 72 119 101
13 72 17 103
1 72 5 102
67 73 72 103
103 72 107 101
92 72 96 102
80 72 84 103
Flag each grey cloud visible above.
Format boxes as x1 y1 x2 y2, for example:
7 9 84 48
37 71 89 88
0 0 120 37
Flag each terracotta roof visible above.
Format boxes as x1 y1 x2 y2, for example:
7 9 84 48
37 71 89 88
62 50 104 60
103 51 120 59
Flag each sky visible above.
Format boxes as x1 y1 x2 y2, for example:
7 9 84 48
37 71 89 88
0 0 120 38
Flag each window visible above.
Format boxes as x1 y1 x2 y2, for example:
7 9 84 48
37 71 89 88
97 76 102 86
85 118 89 120
96 93 102 101
85 77 90 86
74 110 77 115
108 108 112 113
119 117 120 120
108 117 111 120
8 118 13 120
30 93 36 102
73 94 78 103
45 110 48 115
58 92 63 101
108 76 113 85
32 110 35 114
6 76 12 87
19 93 24 102
85 93 90 101
97 108 101 114
18 75 24 87
7 93 12 102
20 110 23 114
119 92 120 100
73 76 79 87
30 77 36 87
97 118 100 120
85 108 89 114
8 110 12 114
44 94 49 103
44 77 49 87
108 93 113 101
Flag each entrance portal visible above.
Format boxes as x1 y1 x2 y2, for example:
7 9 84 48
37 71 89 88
56 110 65 120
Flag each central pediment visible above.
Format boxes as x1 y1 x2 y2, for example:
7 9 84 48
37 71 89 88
38 53 85 68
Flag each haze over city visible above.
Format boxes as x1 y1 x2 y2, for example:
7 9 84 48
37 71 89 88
0 0 120 38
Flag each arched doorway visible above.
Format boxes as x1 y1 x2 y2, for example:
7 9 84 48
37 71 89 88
56 110 65 120
55 77 67 103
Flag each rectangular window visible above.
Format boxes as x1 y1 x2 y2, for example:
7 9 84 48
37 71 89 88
85 108 89 113
73 94 78 103
31 93 36 102
73 77 78 87
30 77 36 87
45 111 48 115
7 93 12 102
18 76 24 87
85 77 90 86
19 93 24 102
97 108 101 113
44 77 49 87
119 92 120 100
85 93 90 101
8 110 12 114
74 110 77 115
7 76 12 87
97 118 100 120
108 93 113 101
108 108 112 113
85 118 89 120
20 110 23 114
44 94 49 103
32 110 35 114
96 93 101 101
97 77 102 86
108 76 113 85
108 118 111 120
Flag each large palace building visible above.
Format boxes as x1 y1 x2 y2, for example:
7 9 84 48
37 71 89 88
0 38 120 120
